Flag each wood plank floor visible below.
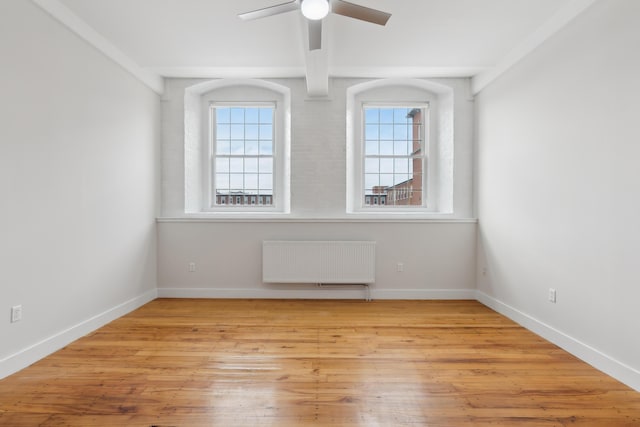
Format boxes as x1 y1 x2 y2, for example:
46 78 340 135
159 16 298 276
1 299 639 426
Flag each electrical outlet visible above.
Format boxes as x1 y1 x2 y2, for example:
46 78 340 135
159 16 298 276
548 288 557 303
396 262 404 272
11 305 22 323
188 262 196 272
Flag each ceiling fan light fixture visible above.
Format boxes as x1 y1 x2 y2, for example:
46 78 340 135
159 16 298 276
301 0 329 20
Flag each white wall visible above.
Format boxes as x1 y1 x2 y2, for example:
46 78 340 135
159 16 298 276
476 0 640 390
161 77 474 218
157 220 476 299
158 77 476 298
0 0 160 378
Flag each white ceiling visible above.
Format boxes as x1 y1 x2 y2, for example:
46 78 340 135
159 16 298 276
51 0 583 93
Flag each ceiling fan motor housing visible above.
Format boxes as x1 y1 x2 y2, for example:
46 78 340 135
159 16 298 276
301 0 330 20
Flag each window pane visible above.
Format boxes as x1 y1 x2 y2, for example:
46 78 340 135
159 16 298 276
259 173 273 190
259 158 273 173
380 108 394 123
230 124 244 139
411 173 423 188
217 124 230 139
365 124 378 140
230 140 244 155
380 174 394 187
394 124 408 140
216 174 229 190
395 173 410 184
216 158 229 173
364 174 379 190
245 108 260 123
230 108 244 123
410 142 421 157
259 108 272 124
380 140 393 155
365 108 379 123
229 158 243 173
245 174 258 190
244 158 258 173
379 124 393 140
245 125 259 139
394 158 409 174
394 108 409 123
216 108 231 123
365 158 379 174
259 124 272 140
380 158 393 174
409 109 422 125
216 140 230 155
259 140 273 155
229 174 243 188
365 140 378 155
245 140 259 155
394 139 409 156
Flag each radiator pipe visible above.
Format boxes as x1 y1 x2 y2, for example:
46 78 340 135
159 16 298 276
316 283 371 301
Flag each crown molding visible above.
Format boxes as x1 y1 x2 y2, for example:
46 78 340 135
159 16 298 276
148 66 306 79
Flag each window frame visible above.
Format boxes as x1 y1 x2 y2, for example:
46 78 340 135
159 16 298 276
184 79 291 215
352 101 437 213
200 94 288 214
346 79 457 216
206 102 277 212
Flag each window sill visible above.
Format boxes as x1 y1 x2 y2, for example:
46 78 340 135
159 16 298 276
157 214 477 224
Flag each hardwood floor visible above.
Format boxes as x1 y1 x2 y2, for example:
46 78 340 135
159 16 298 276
1 299 639 426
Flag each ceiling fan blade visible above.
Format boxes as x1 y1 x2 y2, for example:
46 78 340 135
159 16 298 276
308 19 322 50
330 0 391 26
238 0 300 21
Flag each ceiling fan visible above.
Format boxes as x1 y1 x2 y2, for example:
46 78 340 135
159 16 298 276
238 0 391 51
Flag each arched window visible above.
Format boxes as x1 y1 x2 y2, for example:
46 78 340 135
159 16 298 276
346 79 454 214
184 79 290 213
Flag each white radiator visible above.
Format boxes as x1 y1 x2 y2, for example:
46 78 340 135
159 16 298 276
262 241 376 284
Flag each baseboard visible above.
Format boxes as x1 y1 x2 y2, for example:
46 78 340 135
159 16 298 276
374 288 477 300
5 286 637 392
157 287 477 300
476 291 640 392
0 288 157 380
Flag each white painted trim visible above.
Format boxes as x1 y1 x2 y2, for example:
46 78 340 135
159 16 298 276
0 289 157 380
471 0 599 94
374 289 477 300
149 67 306 79
156 217 478 224
158 287 369 300
148 66 489 81
330 66 490 79
157 287 476 300
31 0 164 94
476 291 640 392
